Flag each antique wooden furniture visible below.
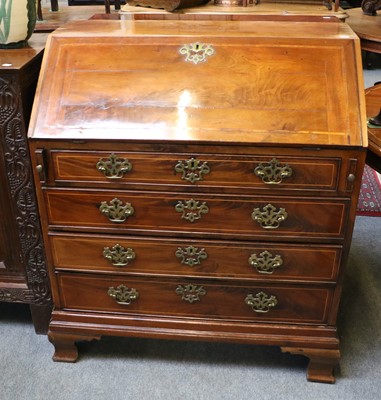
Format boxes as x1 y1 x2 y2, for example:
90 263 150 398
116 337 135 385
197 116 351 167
365 83 381 173
127 0 209 12
29 18 367 382
120 2 348 20
0 34 52 333
346 8 381 58
35 4 109 32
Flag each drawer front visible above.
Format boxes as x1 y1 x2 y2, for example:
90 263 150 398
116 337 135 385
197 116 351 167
50 151 340 193
57 273 333 324
45 189 348 240
50 234 342 283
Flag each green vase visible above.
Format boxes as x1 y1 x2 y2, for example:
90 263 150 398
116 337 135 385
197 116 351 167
0 0 36 49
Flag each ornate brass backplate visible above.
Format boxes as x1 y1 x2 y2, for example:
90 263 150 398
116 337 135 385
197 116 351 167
179 42 215 65
174 158 210 183
254 158 293 184
107 284 139 305
248 251 283 274
175 199 209 222
96 153 132 179
251 204 288 229
103 244 136 267
99 198 135 223
175 246 208 267
175 284 206 303
245 291 278 313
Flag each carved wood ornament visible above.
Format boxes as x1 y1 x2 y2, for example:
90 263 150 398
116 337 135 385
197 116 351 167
0 76 51 304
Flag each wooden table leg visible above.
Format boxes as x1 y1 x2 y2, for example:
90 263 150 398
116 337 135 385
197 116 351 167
105 0 111 13
29 304 52 335
37 0 43 21
50 0 59 12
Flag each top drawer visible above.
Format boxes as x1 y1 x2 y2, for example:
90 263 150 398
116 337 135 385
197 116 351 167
49 150 341 194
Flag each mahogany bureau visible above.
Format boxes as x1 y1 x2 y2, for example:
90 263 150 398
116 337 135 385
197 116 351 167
28 18 367 383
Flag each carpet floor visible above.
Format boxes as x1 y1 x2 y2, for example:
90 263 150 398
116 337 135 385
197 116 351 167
357 165 381 216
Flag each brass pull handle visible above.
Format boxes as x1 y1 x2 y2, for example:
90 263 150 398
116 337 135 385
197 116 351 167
175 284 206 303
175 199 209 222
254 158 293 184
248 251 283 274
99 198 135 223
174 158 210 183
179 42 215 65
103 244 136 267
251 204 288 229
96 153 132 179
176 246 208 267
245 291 278 313
108 285 139 305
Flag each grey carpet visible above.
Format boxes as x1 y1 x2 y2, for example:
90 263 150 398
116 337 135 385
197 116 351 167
1 216 380 400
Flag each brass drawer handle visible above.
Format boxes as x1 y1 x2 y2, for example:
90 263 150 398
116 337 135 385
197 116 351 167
254 158 293 184
245 291 278 313
96 153 132 179
99 198 135 223
175 199 209 222
248 251 283 274
179 42 215 65
175 246 208 267
174 158 210 183
103 244 136 267
108 284 139 305
175 284 206 303
251 204 288 229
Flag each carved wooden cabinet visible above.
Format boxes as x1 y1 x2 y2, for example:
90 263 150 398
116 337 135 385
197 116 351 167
28 19 367 382
0 34 51 333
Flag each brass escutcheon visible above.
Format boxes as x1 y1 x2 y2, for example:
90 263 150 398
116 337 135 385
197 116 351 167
103 244 136 267
251 204 288 229
175 246 208 267
248 251 283 274
108 284 139 305
254 158 293 184
245 291 278 313
179 42 215 65
175 199 209 222
99 198 135 223
174 158 210 183
96 153 132 179
175 284 206 303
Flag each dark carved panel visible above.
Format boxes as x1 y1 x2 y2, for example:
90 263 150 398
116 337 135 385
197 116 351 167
0 75 51 305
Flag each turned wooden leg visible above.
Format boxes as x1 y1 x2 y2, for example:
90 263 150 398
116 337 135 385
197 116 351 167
281 347 340 384
48 331 101 362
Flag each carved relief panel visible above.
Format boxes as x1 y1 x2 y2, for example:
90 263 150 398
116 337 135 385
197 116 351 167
0 63 51 307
